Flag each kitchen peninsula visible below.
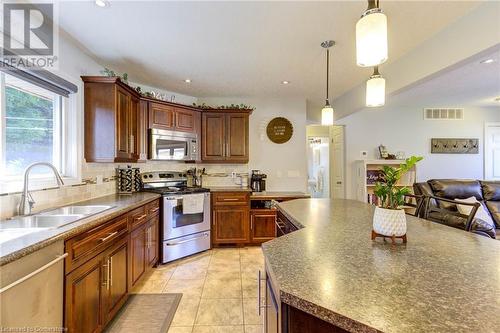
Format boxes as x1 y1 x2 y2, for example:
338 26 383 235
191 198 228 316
262 199 500 333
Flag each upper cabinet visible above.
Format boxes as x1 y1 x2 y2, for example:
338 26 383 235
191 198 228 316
148 101 199 133
82 77 143 163
202 111 251 163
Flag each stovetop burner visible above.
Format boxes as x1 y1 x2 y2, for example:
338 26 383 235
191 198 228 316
142 186 210 195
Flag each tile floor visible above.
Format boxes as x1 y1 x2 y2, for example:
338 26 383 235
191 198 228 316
131 247 266 333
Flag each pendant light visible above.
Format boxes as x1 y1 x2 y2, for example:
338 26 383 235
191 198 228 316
356 0 388 67
366 66 385 107
321 40 335 126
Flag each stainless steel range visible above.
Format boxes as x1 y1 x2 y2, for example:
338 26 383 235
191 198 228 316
141 171 210 263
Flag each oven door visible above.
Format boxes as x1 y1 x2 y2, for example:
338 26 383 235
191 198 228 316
163 192 210 240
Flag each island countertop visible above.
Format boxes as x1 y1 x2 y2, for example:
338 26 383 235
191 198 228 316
262 199 500 333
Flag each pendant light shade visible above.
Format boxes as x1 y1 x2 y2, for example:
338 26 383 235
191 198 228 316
366 67 385 107
322 104 334 126
320 40 335 126
356 1 388 67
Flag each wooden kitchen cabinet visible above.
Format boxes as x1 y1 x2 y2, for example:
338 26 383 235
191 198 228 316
64 198 160 332
146 216 159 267
202 110 251 163
129 222 147 288
102 237 129 323
149 102 174 130
148 101 200 133
65 252 105 333
250 209 277 244
212 192 250 245
82 76 141 163
138 99 149 162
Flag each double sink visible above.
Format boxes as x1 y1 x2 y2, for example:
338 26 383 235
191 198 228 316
0 205 114 244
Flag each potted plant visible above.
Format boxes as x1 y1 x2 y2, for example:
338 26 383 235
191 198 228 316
372 156 423 240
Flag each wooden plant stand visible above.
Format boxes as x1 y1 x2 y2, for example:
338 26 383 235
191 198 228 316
371 230 407 244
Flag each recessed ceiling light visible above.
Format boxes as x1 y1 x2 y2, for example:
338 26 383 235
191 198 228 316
494 97 500 103
95 0 108 7
480 59 495 64
184 79 192 83
281 81 290 85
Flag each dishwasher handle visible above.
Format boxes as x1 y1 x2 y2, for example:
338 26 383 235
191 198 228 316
0 253 68 294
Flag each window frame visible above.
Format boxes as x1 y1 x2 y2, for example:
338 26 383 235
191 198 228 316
0 72 81 194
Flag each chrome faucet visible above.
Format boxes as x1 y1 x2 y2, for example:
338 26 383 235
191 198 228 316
19 162 65 216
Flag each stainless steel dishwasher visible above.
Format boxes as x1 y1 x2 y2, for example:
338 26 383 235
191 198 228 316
0 241 66 330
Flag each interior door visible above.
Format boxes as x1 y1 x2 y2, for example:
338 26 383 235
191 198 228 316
330 125 345 199
485 123 500 180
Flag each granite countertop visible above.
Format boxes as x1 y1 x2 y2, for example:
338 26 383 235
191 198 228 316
262 199 500 333
249 191 310 200
0 192 161 266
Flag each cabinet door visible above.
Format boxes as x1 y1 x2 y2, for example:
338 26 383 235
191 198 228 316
226 113 249 162
138 100 149 162
115 87 130 160
65 254 104 333
149 102 174 130
146 216 159 268
129 224 147 288
102 238 128 324
250 210 276 243
129 95 140 159
265 277 278 333
202 112 226 161
213 205 249 243
175 108 196 132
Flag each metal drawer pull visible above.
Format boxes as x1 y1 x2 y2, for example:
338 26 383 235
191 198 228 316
222 198 239 201
166 233 209 246
100 231 118 242
109 257 113 288
134 214 147 221
149 207 159 213
0 253 68 294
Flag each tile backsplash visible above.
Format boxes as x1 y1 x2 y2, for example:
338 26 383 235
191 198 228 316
0 161 251 220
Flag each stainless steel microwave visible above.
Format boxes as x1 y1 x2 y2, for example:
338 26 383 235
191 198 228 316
149 129 199 161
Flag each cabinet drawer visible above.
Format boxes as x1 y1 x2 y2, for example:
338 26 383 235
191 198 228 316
65 215 128 273
213 192 249 206
129 205 147 229
145 200 160 216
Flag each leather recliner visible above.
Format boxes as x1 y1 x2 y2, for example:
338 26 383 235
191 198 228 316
413 179 500 239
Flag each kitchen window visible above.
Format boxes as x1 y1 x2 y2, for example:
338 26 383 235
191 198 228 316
0 70 79 192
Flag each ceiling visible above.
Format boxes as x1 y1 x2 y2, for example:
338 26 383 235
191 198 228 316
59 1 481 105
388 46 500 108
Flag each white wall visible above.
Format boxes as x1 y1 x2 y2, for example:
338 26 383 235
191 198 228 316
337 105 500 199
198 97 308 192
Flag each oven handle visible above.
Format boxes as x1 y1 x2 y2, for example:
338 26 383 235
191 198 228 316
165 232 209 246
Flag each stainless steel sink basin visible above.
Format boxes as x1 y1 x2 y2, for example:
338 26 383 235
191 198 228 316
0 215 86 229
41 205 113 216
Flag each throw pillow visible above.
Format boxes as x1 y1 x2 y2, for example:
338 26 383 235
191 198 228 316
456 196 495 227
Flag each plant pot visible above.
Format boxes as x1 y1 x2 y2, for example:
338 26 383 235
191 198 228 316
373 206 407 237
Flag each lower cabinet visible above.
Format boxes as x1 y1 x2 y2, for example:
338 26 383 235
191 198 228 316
64 199 160 333
146 216 159 267
250 209 277 243
65 253 105 333
212 205 250 244
129 223 147 288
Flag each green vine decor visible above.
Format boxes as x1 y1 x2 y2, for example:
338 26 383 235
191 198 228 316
192 102 255 110
100 68 128 84
374 156 423 210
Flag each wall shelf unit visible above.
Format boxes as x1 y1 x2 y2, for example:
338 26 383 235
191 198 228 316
355 159 417 205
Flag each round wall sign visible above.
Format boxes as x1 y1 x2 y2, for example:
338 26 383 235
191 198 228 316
266 117 293 144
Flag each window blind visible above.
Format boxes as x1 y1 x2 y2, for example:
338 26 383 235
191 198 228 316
0 62 78 97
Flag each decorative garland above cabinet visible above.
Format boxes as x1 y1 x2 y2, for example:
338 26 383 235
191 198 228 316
82 76 252 164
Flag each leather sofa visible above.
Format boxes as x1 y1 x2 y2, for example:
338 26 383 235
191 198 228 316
413 179 499 239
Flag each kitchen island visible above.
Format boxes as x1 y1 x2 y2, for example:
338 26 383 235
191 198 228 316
262 199 500 333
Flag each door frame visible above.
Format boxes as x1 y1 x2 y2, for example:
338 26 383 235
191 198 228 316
484 122 500 180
